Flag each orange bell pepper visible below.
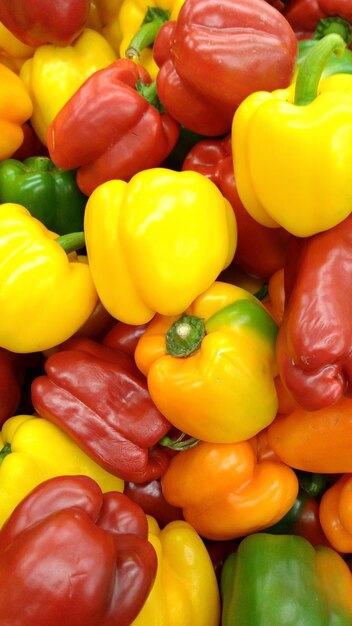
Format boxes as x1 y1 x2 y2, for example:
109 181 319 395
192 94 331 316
263 267 285 326
160 437 298 540
319 474 352 553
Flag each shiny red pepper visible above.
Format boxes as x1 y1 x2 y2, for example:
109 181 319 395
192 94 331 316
153 0 297 136
0 474 157 626
0 0 90 47
124 479 183 527
31 337 172 482
46 58 180 196
182 135 290 278
283 0 352 42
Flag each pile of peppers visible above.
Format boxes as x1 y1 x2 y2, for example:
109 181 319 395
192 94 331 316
1 0 352 624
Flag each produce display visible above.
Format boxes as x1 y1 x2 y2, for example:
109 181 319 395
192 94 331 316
1 0 352 624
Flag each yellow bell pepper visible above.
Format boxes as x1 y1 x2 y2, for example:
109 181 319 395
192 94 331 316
131 516 221 626
232 34 352 237
0 414 124 528
0 63 33 160
84 169 237 325
0 22 34 73
19 28 117 145
0 203 98 353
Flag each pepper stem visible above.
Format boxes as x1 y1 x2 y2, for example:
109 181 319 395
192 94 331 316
159 432 200 450
294 33 346 105
136 79 164 112
55 231 85 254
165 315 205 357
126 7 170 60
0 442 11 465
314 17 352 46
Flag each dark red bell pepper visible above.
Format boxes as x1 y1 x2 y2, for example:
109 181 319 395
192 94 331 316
31 337 172 482
0 348 24 426
124 478 183 527
0 474 157 626
153 0 297 136
276 214 352 411
182 135 290 278
0 0 90 47
103 321 148 358
283 0 352 43
46 58 180 196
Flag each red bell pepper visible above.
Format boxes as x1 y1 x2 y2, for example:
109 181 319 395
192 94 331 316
0 0 90 47
103 321 148 358
124 478 184 527
283 0 352 43
31 337 172 482
46 58 180 196
0 474 157 626
0 348 24 426
182 135 290 278
153 0 297 136
276 214 352 411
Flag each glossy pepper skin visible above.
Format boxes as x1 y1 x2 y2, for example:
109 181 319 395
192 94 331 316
182 134 289 279
276 213 352 411
135 281 278 444
153 0 297 136
0 156 86 235
131 516 221 626
161 437 298 541
319 474 352 553
124 479 183 527
0 22 34 73
47 59 180 196
31 337 172 482
0 474 157 626
0 0 90 47
221 533 352 625
0 414 124 528
232 35 352 237
283 0 352 42
84 170 237 325
0 203 97 353
0 63 33 161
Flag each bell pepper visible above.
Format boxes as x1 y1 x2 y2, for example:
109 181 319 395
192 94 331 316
0 63 33 161
182 134 290 279
0 474 156 626
46 58 180 196
221 533 352 625
31 337 172 482
103 321 148 357
124 479 183 527
298 38 352 75
0 22 34 73
0 203 98 353
262 267 285 326
131 516 221 625
161 437 298 541
232 34 352 237
267 396 352 473
0 414 124 528
0 0 91 47
276 213 352 411
152 0 297 136
135 281 278 443
319 474 352 553
0 156 86 235
19 28 117 145
0 349 24 427
84 170 237 325
283 0 352 42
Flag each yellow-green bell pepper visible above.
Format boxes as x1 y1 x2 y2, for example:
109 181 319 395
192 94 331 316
84 168 237 325
0 203 98 353
232 34 352 237
19 28 117 145
0 414 124 528
131 516 221 625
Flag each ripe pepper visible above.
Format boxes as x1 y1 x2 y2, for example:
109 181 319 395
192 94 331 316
160 438 298 541
135 281 278 443
0 474 156 626
131 516 221 625
0 0 91 47
276 213 352 411
221 533 352 625
84 170 237 325
153 0 297 136
0 63 33 161
0 203 97 353
31 337 172 482
0 156 86 235
0 414 124 528
283 0 352 42
0 22 34 73
19 28 117 144
182 134 290 279
47 59 180 196
319 474 352 553
232 34 352 237
124 479 183 527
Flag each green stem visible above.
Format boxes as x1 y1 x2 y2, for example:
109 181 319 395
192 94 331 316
165 315 205 357
159 432 200 450
294 33 346 105
126 7 170 59
136 79 164 112
314 17 352 46
0 442 11 465
55 231 85 254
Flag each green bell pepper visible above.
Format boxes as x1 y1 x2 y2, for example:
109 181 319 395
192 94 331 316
0 156 87 235
221 533 352 625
